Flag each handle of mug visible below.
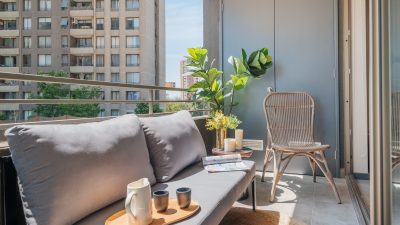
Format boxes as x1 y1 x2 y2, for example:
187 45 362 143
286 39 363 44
125 191 137 217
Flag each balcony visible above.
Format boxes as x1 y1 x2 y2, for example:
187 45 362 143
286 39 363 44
0 20 18 37
70 21 93 37
0 11 18 19
70 1 93 18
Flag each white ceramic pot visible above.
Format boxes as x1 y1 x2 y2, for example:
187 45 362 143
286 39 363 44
125 178 153 225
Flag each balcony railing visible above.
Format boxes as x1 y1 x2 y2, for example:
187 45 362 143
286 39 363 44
0 72 209 131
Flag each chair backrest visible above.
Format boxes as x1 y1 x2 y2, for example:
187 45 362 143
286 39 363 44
392 92 400 155
264 92 315 147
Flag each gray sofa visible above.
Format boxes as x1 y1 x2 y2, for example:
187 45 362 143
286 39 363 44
5 111 256 225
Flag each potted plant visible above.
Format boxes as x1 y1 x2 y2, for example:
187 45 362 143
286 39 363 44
185 47 272 148
205 111 241 149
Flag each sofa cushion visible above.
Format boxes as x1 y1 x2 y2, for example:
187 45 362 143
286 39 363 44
5 114 156 225
140 111 207 182
75 161 256 225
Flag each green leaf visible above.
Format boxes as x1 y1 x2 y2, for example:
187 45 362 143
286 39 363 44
188 80 207 92
231 74 249 91
249 52 262 70
230 57 249 75
192 71 207 79
211 80 220 92
207 68 223 84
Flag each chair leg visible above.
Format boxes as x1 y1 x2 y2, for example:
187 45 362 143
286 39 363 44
262 150 272 182
308 156 316 182
312 151 342 204
269 151 282 202
269 151 294 202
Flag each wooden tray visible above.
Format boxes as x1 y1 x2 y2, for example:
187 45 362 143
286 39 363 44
212 148 253 158
105 199 200 225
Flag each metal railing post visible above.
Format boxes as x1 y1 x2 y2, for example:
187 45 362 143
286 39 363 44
148 89 154 115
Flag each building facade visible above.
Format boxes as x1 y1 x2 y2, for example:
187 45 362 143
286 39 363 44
0 0 165 120
180 59 199 100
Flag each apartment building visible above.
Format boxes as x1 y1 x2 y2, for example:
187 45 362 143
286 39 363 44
180 59 200 100
0 0 165 120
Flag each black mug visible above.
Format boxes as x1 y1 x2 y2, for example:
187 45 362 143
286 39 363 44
153 190 169 212
176 187 191 209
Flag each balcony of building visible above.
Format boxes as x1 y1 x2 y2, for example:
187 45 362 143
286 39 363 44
70 18 93 37
69 55 93 73
0 37 17 55
0 1 17 18
70 0 93 17
70 37 94 54
0 19 18 37
0 55 17 73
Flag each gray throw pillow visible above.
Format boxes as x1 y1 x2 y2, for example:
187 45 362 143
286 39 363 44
140 110 207 182
5 114 156 225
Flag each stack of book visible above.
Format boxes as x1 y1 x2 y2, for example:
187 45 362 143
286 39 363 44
202 154 250 173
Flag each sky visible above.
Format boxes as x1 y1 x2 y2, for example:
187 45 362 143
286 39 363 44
165 0 203 88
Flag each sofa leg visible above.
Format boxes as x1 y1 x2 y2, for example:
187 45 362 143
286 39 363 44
251 178 256 211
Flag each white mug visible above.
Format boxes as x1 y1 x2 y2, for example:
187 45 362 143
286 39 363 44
125 178 153 225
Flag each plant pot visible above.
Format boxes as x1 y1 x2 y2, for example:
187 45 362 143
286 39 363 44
216 128 227 149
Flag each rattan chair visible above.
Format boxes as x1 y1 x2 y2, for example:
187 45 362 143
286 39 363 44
261 92 341 204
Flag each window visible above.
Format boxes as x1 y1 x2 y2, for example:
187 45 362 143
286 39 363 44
38 36 51 48
126 36 140 48
23 92 31 99
38 18 51 30
126 18 139 30
126 54 139 66
126 0 139 10
111 91 120 100
23 110 33 120
111 109 119 116
61 54 68 66
39 0 51 11
38 54 51 66
60 0 68 10
99 109 106 116
23 55 31 67
83 74 93 80
111 0 119 10
96 0 104 10
96 55 104 67
111 18 119 30
111 54 119 67
111 73 120 82
111 37 119 48
96 18 104 30
23 37 31 48
24 0 31 11
126 72 140 84
127 91 140 100
76 38 92 47
96 36 104 48
96 73 105 81
3 56 16 67
60 18 68 29
4 92 16 99
61 36 68 48
23 18 31 30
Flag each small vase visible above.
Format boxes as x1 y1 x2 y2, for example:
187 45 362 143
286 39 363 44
216 128 227 149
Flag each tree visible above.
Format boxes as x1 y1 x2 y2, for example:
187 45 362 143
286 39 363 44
134 103 163 114
32 71 102 118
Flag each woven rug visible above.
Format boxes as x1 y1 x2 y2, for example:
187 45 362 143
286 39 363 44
219 207 308 225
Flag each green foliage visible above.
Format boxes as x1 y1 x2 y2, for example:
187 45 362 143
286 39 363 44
242 48 273 78
166 102 193 112
134 103 163 114
186 47 273 114
32 70 102 118
0 112 7 121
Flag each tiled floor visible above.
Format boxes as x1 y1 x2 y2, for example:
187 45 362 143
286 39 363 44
234 172 359 225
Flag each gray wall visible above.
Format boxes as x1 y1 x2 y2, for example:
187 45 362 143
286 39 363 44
220 0 340 176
